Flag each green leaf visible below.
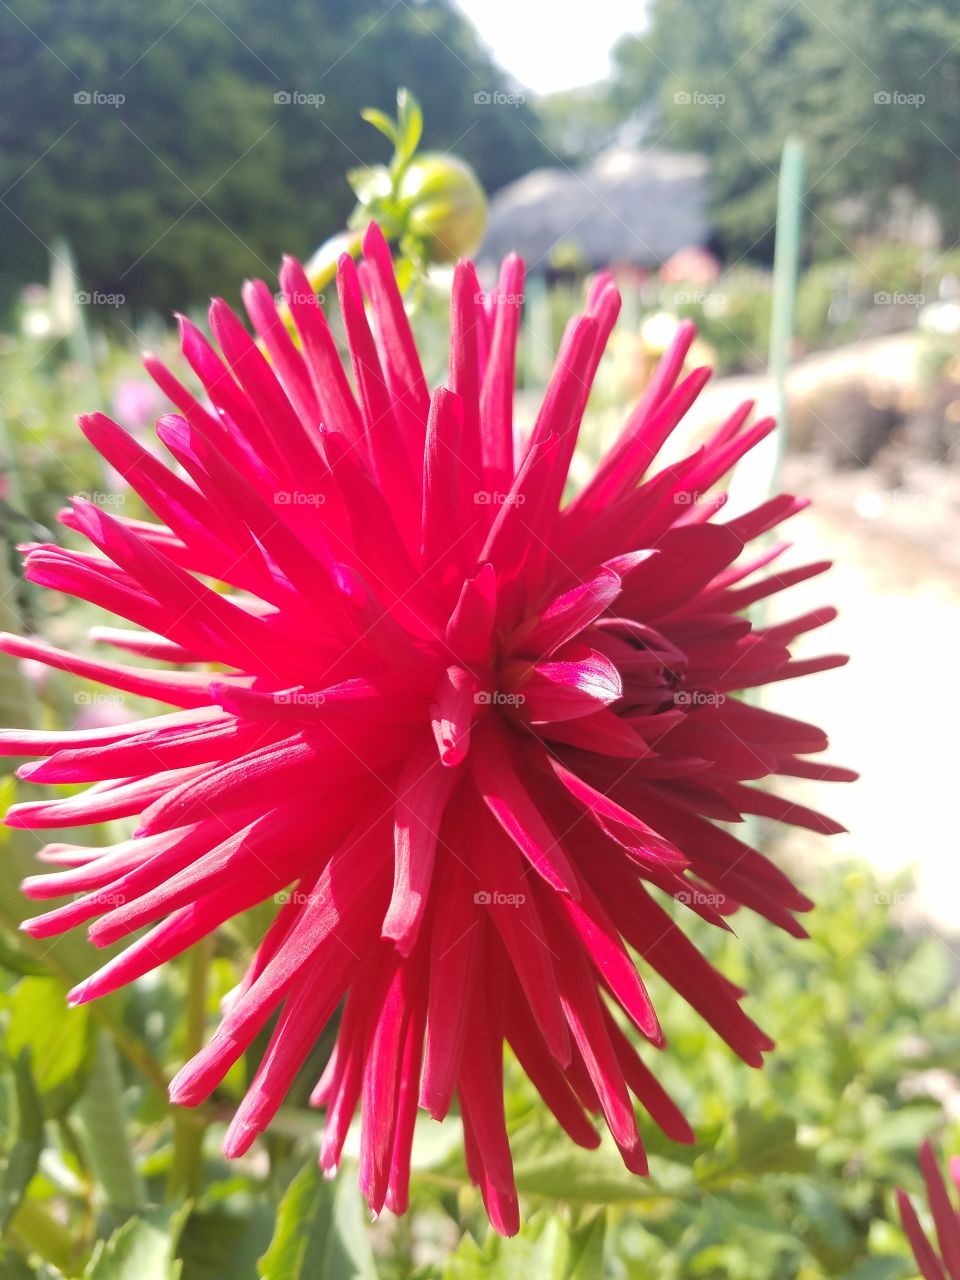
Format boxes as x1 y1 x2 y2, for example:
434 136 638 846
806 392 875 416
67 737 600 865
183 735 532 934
514 1146 648 1205
0 1248 37 1280
568 1212 606 1279
175 1192 276 1280
394 87 423 171
0 929 50 977
84 1206 189 1280
426 1113 686 1209
695 1107 813 1187
525 1217 572 1280
0 1050 44 1233
443 1211 607 1280
0 838 168 1099
346 165 393 208
7 976 94 1117
0 775 14 819
844 1259 913 1280
258 1161 378 1280
895 934 951 1009
359 108 397 145
509 1130 660 1206
0 1244 54 1280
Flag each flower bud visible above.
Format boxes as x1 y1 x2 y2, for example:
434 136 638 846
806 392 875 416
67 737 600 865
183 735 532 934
398 154 487 264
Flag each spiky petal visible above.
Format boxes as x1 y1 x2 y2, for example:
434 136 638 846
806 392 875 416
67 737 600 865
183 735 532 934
1 220 850 1234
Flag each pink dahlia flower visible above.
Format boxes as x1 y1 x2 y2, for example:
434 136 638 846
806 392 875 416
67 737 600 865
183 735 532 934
1 223 849 1234
898 1141 960 1280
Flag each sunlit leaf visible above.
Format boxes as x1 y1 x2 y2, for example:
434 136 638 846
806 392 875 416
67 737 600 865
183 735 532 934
346 165 393 207
0 1245 58 1280
394 86 423 171
443 1210 606 1280
84 1206 188 1280
175 1195 276 1280
7 976 94 1117
359 109 397 145
258 1160 377 1280
0 1050 43 1234
695 1108 813 1186
0 927 49 977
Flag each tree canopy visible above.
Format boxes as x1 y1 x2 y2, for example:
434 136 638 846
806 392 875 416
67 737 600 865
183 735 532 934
548 0 960 262
0 0 549 312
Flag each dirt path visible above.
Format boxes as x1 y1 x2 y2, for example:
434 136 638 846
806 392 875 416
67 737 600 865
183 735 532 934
764 461 960 936
572 329 957 931
674 333 958 936
683 331 924 432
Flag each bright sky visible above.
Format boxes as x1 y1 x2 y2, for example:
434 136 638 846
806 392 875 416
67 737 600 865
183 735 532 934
454 0 648 95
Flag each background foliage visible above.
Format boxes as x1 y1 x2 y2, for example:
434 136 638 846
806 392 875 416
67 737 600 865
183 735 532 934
0 0 547 315
1 3 958 1273
544 0 960 262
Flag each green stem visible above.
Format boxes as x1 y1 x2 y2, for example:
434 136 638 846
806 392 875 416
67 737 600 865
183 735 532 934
303 228 365 296
99 1013 171 1099
185 935 214 1060
169 936 214 1199
75 1030 147 1221
766 137 806 476
169 1111 208 1202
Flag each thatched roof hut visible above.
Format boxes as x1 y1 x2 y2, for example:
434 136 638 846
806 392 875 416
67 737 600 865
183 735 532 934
479 147 711 276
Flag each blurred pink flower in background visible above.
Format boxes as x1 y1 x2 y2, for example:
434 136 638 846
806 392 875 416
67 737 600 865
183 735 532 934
659 246 722 285
111 377 162 432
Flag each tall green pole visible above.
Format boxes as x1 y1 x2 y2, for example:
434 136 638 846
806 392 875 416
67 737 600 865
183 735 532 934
767 137 806 488
727 137 805 515
728 138 806 858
